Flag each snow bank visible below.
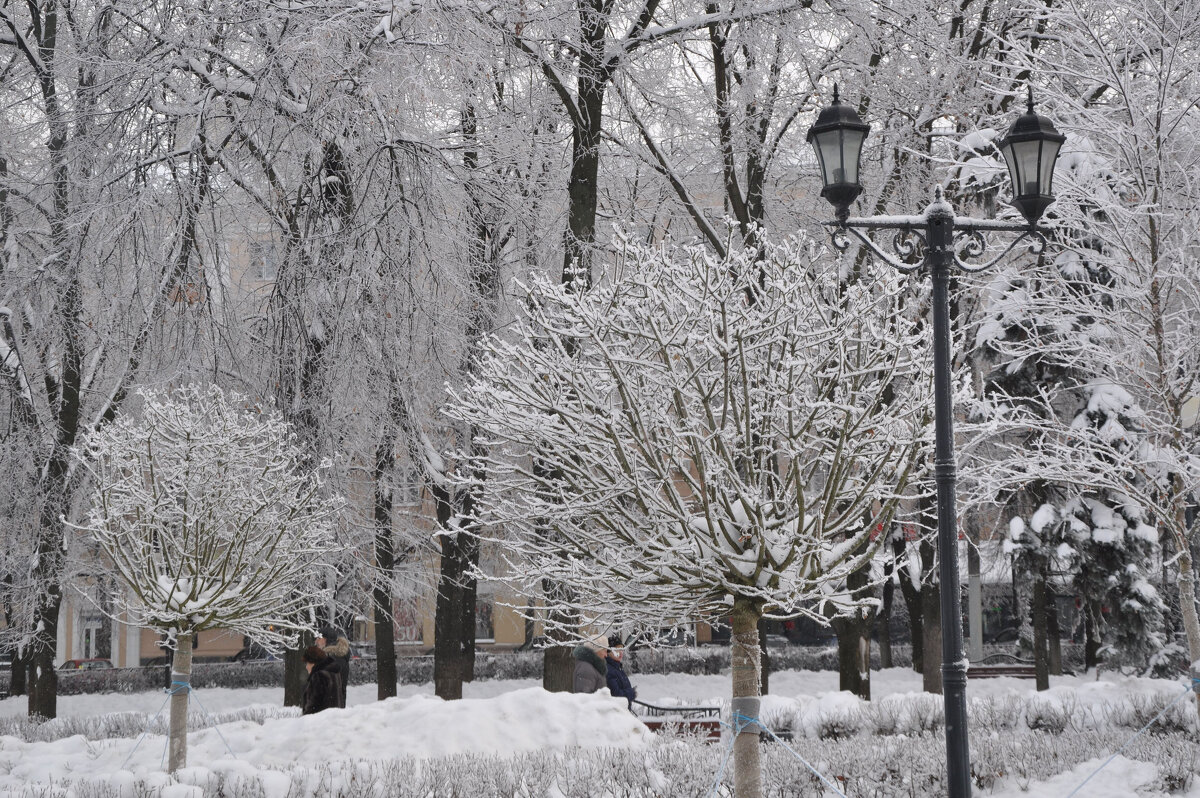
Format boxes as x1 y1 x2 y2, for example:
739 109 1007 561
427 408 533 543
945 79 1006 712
0 688 651 790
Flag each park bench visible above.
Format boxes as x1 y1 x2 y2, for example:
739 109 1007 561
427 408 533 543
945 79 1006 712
632 699 724 741
968 652 1037 679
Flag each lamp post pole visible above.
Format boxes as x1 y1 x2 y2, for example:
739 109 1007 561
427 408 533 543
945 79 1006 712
807 86 1065 798
926 200 971 798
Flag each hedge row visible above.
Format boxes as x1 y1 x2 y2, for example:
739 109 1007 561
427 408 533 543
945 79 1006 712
0 643 1082 696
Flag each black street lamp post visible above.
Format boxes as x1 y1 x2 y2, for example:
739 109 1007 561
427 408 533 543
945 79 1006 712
807 87 1064 798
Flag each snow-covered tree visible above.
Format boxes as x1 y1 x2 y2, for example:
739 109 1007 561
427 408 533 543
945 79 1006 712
72 385 342 772
964 0 1200 692
0 0 248 719
446 234 931 798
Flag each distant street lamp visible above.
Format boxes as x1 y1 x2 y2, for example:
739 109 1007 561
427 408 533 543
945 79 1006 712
807 86 1064 798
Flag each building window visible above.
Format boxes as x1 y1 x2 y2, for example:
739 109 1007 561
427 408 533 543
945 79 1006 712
393 596 423 645
475 596 494 641
249 241 277 281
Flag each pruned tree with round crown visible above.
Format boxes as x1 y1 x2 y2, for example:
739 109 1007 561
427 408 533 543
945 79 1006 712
446 234 932 798
72 385 342 772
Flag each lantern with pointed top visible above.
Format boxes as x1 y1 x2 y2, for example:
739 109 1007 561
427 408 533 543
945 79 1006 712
997 88 1066 226
807 86 871 222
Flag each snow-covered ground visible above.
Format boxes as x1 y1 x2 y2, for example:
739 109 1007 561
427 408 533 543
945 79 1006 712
1 668 1196 797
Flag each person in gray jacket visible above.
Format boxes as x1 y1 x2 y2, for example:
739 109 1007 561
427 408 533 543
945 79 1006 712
572 635 608 694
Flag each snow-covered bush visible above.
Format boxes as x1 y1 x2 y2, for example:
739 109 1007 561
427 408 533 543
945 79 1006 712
966 695 1023 732
1116 691 1195 737
1023 693 1075 734
906 692 945 734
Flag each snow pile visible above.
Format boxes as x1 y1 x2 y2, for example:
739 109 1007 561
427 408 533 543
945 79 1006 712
0 688 650 791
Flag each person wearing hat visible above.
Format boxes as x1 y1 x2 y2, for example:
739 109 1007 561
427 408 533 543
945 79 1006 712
301 645 342 715
316 626 351 708
572 634 608 694
604 635 637 708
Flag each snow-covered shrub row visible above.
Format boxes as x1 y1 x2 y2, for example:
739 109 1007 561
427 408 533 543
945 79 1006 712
5 729 1193 797
0 644 1088 697
50 668 170 696
627 642 1087 677
0 706 298 744
764 687 1198 741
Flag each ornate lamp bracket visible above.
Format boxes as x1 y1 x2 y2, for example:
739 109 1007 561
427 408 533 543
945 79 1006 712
827 216 927 274
827 214 1047 275
950 220 1047 273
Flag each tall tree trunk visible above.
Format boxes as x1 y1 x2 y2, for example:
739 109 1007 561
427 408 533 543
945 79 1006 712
29 494 68 720
282 338 326 708
832 535 877 699
23 1 75 722
433 483 476 700
167 633 193 773
283 636 310 708
433 538 469 700
1046 591 1062 676
9 650 26 697
730 597 763 798
920 580 942 694
373 417 398 700
832 613 873 700
1031 573 1050 691
542 579 577 693
559 0 610 289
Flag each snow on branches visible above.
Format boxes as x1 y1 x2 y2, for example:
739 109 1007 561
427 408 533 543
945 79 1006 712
71 385 343 650
446 235 933 637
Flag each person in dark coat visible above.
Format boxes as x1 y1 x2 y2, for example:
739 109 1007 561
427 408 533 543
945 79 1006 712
301 645 341 715
604 636 637 707
317 626 351 708
572 634 608 694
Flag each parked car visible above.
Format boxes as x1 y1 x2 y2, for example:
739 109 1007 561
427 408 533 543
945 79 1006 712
351 642 376 660
58 658 114 671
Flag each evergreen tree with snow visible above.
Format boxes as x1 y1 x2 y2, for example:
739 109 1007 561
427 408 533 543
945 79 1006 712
1061 383 1165 672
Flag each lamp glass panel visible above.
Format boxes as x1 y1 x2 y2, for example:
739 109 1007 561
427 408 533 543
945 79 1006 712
841 129 866 184
1000 142 1020 193
815 130 845 186
1011 139 1043 198
810 136 828 188
1038 139 1062 195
